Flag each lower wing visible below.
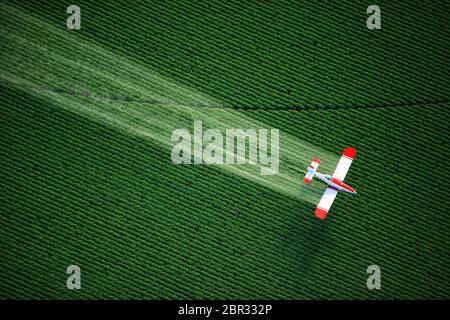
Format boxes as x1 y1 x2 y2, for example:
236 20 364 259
315 187 338 220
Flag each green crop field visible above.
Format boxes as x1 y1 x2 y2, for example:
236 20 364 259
0 0 449 299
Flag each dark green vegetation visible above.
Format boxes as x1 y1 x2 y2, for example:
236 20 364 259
0 0 449 299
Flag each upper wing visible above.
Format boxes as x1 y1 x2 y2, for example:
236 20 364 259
332 147 357 181
315 187 338 220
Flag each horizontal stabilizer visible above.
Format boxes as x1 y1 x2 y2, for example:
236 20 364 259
304 158 320 183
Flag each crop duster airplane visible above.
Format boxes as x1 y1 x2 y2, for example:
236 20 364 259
304 147 357 220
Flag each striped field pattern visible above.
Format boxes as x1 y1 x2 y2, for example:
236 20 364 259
0 1 449 299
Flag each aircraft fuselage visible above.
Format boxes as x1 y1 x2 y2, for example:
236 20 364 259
314 172 356 194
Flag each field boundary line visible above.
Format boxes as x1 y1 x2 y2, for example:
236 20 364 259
2 80 447 112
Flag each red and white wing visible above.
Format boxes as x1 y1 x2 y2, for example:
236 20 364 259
332 147 357 181
315 187 338 220
315 148 357 220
